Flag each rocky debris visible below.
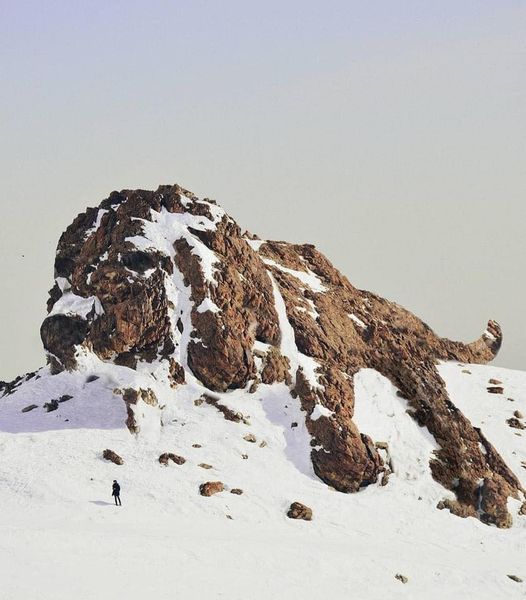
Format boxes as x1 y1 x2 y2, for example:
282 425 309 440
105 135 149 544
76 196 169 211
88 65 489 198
202 394 249 424
58 394 73 403
513 410 524 419
199 481 224 497
507 575 523 583
287 502 313 521
489 378 503 385
506 418 525 430
260 347 291 385
159 453 186 466
198 463 213 470
487 386 504 394
192 443 202 448
34 183 522 527
1 371 38 398
43 399 59 412
103 449 124 465
230 488 243 495
259 440 267 448
461 369 472 374
395 574 409 584
21 404 38 413
115 387 158 433
241 454 248 460
243 434 257 443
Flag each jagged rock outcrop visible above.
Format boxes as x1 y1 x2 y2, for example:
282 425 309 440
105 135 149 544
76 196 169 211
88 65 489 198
38 184 523 527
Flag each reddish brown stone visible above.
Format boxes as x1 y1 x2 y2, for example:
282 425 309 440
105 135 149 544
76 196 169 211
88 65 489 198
199 481 224 496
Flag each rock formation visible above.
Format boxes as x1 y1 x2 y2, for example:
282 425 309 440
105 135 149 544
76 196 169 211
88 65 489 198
35 184 523 527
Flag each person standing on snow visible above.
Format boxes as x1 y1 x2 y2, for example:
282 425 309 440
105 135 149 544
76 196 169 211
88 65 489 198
112 480 122 506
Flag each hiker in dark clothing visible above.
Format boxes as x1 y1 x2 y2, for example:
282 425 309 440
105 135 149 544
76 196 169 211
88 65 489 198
112 480 121 506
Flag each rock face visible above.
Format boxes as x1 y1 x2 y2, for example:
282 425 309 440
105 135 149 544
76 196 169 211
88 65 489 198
103 449 124 465
287 502 313 521
38 184 523 527
199 481 224 497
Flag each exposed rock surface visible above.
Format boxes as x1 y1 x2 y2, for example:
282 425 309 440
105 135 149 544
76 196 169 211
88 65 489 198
287 502 313 521
103 449 124 465
159 453 186 466
199 481 224 497
27 183 523 527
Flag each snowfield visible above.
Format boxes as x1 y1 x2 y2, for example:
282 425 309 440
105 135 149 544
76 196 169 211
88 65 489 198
0 361 525 600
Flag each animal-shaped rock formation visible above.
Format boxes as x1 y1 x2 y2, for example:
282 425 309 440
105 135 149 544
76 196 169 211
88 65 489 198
39 184 523 527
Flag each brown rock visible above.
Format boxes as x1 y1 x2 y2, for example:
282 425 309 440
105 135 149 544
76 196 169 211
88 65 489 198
202 394 249 424
513 410 524 419
199 481 224 496
487 386 504 394
489 378 503 385
287 502 313 521
43 399 59 412
103 449 123 465
198 463 213 469
507 418 525 430
230 488 243 495
243 434 257 443
159 453 186 465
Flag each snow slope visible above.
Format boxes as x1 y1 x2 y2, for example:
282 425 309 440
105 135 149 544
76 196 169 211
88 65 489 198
1 361 525 600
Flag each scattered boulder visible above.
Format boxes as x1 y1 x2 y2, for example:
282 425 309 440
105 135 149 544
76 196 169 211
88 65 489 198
462 369 472 374
43 399 59 412
159 453 186 466
199 481 224 496
58 394 73 403
103 449 124 465
243 434 257 443
287 502 312 521
86 375 99 383
507 418 525 430
513 410 524 419
230 488 243 495
198 463 213 470
395 574 409 584
489 378 503 385
507 575 523 583
192 443 202 448
259 440 267 448
241 454 248 460
487 386 504 394
21 404 38 413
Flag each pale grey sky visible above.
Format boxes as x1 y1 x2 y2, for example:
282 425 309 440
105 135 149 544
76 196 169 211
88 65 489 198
1 1 525 380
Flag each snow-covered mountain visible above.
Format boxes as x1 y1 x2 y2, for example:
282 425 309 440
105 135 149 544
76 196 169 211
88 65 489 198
1 184 525 599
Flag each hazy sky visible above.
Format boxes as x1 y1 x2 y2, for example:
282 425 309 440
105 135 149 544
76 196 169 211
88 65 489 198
1 1 525 380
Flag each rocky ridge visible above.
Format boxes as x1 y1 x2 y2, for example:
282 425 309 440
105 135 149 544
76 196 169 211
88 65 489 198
10 183 524 527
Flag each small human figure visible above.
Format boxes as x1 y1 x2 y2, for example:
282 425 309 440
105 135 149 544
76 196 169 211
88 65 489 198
112 480 122 506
